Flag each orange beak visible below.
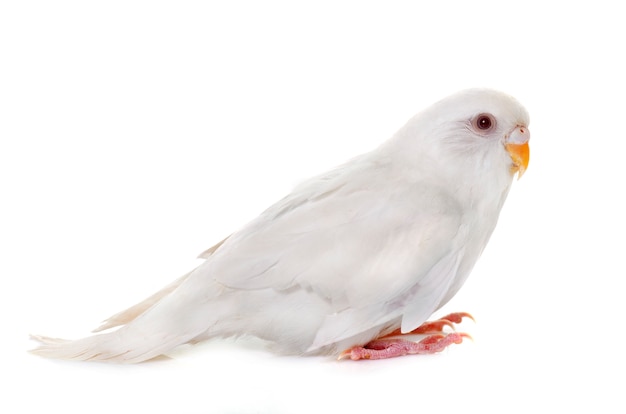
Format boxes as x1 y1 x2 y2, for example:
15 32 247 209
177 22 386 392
505 141 530 179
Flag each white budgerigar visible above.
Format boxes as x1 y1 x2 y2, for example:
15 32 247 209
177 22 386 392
31 88 530 362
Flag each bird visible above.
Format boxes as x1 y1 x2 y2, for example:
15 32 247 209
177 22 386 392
30 88 530 363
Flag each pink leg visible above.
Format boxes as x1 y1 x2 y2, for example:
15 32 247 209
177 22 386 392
339 332 470 361
339 312 474 361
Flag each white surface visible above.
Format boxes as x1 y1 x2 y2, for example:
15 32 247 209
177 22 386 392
1 1 625 413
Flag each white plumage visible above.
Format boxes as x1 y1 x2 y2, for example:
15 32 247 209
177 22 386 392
31 88 530 362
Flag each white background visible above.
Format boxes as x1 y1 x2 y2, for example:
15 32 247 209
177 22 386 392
2 1 625 413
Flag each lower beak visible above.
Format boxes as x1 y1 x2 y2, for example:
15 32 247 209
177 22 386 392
505 141 530 179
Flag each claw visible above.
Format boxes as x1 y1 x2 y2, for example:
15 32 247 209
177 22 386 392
439 312 475 324
410 312 475 334
337 349 352 360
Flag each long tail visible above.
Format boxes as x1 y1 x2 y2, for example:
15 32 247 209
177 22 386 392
30 244 230 363
29 323 199 363
30 269 218 363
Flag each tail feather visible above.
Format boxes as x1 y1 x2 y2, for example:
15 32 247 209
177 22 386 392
30 257 230 363
30 326 199 363
92 271 194 333
29 334 70 345
30 333 130 362
29 268 225 363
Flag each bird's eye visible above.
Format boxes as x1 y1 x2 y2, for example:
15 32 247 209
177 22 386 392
472 113 496 134
477 116 492 129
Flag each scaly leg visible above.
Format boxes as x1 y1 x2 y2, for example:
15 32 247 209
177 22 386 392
339 333 470 360
339 313 474 361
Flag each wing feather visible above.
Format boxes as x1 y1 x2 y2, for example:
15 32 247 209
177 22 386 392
199 155 465 349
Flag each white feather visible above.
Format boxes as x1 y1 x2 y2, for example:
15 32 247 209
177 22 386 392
31 88 530 362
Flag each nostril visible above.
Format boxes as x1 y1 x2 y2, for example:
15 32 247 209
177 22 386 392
507 126 530 144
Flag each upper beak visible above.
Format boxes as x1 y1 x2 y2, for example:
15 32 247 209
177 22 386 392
505 125 530 179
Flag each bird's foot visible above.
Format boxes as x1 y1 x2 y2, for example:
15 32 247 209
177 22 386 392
338 332 471 360
338 312 474 361
380 312 475 338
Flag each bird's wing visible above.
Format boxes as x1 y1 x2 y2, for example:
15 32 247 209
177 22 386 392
205 159 465 348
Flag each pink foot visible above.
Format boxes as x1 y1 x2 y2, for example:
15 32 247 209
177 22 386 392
381 312 475 338
339 332 471 360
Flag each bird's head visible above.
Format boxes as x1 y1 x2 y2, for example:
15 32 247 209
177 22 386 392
430 88 531 180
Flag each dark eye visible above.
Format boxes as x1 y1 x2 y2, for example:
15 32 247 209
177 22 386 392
472 113 496 133
477 116 491 129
